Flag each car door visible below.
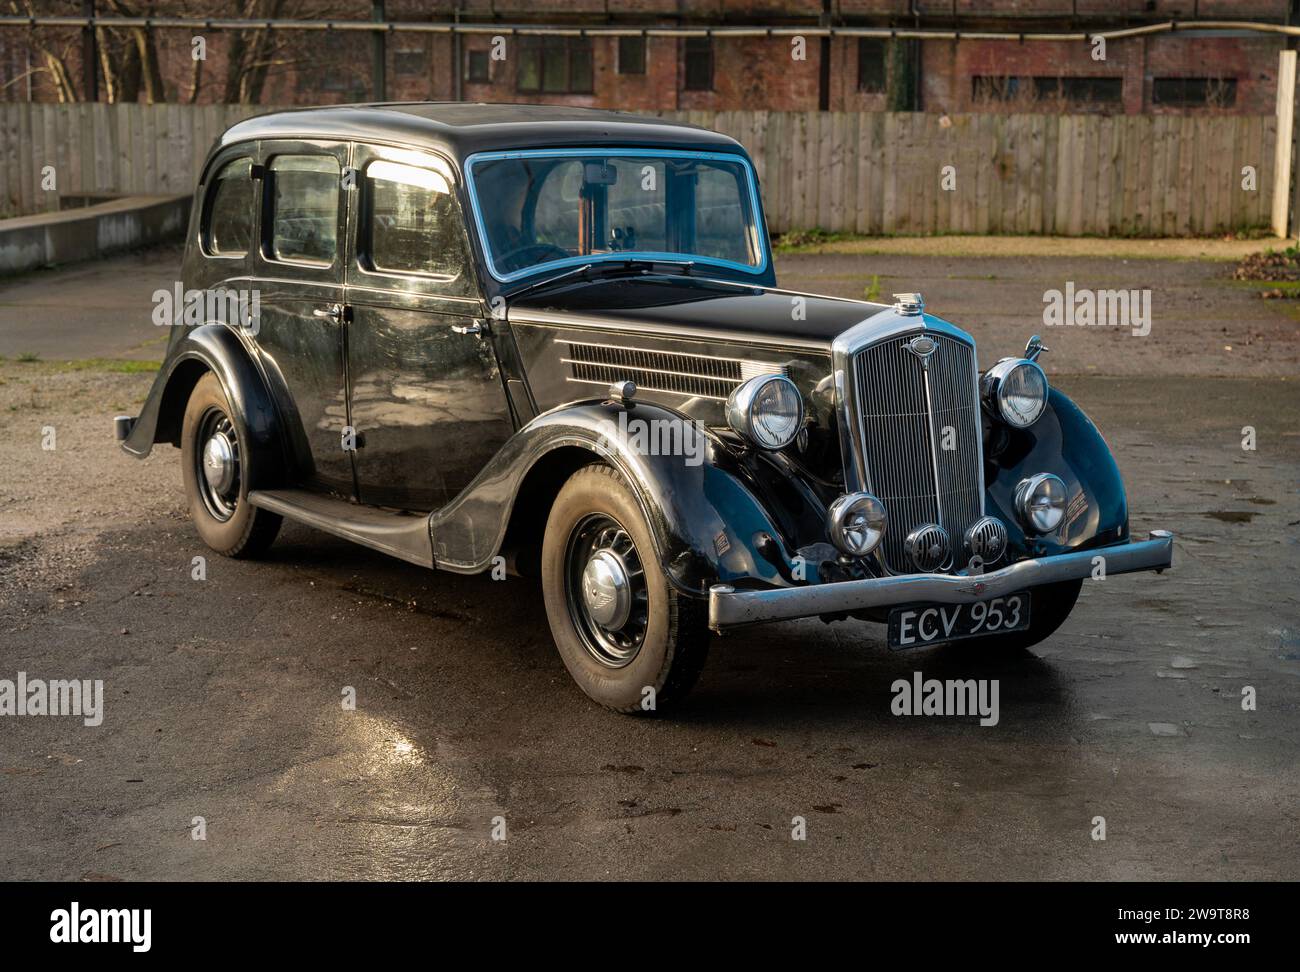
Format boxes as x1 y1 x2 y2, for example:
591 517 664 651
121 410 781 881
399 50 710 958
250 139 354 496
343 144 514 510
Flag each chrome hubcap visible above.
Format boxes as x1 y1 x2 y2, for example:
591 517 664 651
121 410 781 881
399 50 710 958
581 549 632 631
203 432 236 495
565 515 649 668
193 408 240 522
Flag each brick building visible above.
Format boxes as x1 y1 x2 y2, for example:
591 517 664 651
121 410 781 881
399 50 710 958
1 1 1292 114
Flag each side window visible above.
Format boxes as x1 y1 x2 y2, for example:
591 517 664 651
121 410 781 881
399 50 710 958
364 159 469 281
267 155 340 265
204 157 254 256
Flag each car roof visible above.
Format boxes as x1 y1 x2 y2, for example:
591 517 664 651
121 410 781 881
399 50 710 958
217 102 747 167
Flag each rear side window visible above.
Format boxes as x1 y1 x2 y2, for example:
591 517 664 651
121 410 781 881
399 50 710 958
365 160 468 279
205 158 254 256
268 155 340 265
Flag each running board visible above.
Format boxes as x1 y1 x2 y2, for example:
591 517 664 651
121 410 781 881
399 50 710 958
248 489 434 568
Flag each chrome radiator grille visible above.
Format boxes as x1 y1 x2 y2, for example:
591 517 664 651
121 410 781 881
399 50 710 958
852 331 983 573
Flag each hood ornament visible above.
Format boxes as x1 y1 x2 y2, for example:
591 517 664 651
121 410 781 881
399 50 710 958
893 293 924 316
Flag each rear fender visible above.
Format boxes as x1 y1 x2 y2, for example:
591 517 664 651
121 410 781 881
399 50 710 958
121 324 283 488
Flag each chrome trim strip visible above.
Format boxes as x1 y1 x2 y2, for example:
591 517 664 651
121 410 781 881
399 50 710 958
560 359 741 384
707 531 1174 631
554 337 755 365
513 311 834 353
919 360 946 531
563 376 730 401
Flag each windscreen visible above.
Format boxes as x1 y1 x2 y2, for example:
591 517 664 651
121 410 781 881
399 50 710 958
468 151 765 280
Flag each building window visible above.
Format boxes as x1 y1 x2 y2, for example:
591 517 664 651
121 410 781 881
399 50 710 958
1032 77 1123 104
465 50 490 84
517 37 594 94
1153 77 1237 108
972 75 1123 107
320 32 367 99
857 39 886 93
972 76 1020 102
618 35 646 75
394 49 425 76
684 37 712 91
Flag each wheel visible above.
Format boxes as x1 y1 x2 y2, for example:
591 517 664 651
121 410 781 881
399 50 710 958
973 578 1083 656
541 464 711 713
180 372 282 558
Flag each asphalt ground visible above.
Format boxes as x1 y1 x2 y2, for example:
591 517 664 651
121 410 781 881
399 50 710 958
0 242 1295 880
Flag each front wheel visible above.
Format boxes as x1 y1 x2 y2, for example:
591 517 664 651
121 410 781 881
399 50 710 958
972 578 1083 656
541 464 711 713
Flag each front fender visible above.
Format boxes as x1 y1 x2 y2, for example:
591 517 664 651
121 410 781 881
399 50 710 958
984 387 1129 559
429 400 800 595
121 324 282 489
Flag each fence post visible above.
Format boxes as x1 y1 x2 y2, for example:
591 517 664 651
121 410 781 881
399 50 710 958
1271 50 1297 237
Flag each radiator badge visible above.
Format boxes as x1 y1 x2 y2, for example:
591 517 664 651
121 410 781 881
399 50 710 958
903 334 937 362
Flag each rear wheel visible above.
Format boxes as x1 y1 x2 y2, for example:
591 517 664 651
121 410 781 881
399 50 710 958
180 372 282 558
541 464 711 713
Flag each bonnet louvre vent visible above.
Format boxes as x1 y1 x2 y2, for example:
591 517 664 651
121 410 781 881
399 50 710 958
559 339 782 402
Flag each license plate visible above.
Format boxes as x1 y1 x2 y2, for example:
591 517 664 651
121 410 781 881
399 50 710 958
887 592 1031 650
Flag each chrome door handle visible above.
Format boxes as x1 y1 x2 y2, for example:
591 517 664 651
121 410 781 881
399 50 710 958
452 322 483 336
313 304 343 322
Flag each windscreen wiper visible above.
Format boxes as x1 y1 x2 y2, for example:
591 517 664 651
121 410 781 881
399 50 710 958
503 263 594 304
504 257 694 304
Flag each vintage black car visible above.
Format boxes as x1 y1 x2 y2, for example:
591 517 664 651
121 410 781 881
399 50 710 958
118 103 1173 712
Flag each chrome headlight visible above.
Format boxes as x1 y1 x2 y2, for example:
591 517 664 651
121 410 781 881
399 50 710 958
982 358 1048 428
827 492 887 557
1015 473 1067 534
726 374 804 451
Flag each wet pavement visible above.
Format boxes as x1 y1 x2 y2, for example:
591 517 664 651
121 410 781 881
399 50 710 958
0 246 1297 880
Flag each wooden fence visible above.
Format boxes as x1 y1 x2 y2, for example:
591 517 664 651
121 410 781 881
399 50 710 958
0 103 1277 237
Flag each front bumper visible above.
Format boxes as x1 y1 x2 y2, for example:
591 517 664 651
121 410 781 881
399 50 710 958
707 530 1173 632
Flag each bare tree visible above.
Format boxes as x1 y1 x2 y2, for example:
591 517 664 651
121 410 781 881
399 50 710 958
6 1 80 102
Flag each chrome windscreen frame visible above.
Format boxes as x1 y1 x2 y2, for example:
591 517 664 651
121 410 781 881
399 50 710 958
830 308 986 575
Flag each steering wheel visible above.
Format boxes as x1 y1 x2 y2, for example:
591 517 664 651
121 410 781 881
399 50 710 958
496 243 571 273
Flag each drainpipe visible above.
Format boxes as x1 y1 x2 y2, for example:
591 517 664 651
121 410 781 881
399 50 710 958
82 0 97 102
911 0 922 110
453 1 463 102
372 1 386 101
819 0 831 110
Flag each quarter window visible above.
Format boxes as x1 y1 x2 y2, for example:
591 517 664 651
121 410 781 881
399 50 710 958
365 160 467 280
268 155 340 266
205 157 254 256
